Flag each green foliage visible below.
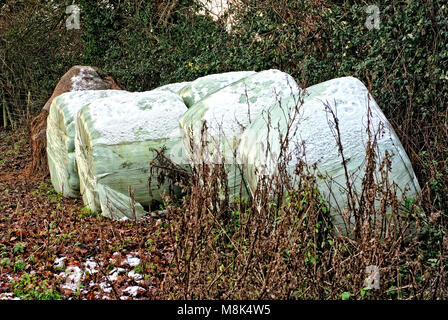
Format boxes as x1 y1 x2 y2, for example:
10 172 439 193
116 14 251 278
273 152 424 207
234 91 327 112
0 0 84 122
13 258 26 271
316 2 446 117
13 242 26 254
0 257 11 269
78 0 239 91
79 206 95 219
3 1 446 148
11 273 62 300
341 291 352 300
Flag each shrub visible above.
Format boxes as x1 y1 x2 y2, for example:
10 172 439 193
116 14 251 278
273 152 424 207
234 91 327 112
0 0 84 126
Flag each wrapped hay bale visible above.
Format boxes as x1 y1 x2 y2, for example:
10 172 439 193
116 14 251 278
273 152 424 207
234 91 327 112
237 76 421 232
178 69 300 199
179 71 256 107
29 65 122 177
46 90 127 197
75 90 188 219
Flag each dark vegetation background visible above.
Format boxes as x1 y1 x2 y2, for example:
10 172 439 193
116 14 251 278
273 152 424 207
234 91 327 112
0 0 447 299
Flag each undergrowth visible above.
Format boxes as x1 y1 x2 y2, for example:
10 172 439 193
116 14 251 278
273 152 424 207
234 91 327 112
151 89 447 300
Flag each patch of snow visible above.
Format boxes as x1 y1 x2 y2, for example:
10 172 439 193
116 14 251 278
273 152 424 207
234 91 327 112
153 81 191 94
84 259 100 274
122 255 141 267
82 91 188 145
99 282 112 293
182 71 255 107
54 256 67 269
122 286 145 297
201 69 300 137
70 67 97 91
60 266 84 292
53 90 126 123
127 270 143 280
150 209 167 218
109 267 126 281
0 292 20 300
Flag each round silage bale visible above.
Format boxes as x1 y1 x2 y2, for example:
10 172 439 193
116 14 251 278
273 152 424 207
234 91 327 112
178 69 301 199
237 76 421 233
46 89 128 197
75 90 188 219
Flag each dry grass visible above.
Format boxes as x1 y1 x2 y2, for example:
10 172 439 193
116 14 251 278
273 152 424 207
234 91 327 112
153 91 447 300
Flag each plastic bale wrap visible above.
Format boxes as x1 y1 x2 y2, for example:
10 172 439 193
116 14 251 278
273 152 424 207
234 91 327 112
153 81 191 95
46 90 127 198
237 77 421 233
179 71 256 107
179 69 300 200
75 90 188 220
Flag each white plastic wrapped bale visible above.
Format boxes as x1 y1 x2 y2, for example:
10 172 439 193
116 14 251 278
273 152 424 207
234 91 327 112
75 90 188 220
46 90 127 198
179 71 256 107
178 69 300 199
237 76 421 232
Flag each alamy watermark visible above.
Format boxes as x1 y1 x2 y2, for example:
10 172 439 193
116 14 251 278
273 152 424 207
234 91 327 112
365 265 380 290
365 5 381 30
66 5 81 30
65 4 380 31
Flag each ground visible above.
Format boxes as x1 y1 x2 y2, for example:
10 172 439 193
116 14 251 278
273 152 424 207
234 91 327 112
0 128 174 300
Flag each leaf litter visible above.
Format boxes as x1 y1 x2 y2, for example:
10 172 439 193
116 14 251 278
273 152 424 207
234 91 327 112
0 128 174 300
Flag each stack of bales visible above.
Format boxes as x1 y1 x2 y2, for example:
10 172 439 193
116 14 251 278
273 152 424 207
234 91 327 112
46 71 421 225
74 90 188 219
46 82 191 219
46 90 126 198
178 69 300 199
237 76 421 232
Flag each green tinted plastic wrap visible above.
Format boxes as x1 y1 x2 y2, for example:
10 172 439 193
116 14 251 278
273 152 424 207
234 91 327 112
179 71 256 107
237 77 421 233
153 81 191 95
75 90 188 219
178 69 300 199
46 90 127 198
